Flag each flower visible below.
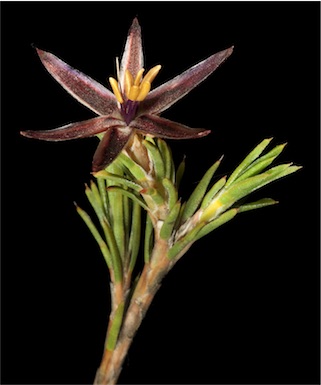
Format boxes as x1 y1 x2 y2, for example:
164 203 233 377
21 18 233 172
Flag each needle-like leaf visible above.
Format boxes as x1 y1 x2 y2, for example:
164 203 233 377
181 157 222 223
225 138 273 187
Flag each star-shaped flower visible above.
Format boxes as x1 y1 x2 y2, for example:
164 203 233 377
21 18 233 172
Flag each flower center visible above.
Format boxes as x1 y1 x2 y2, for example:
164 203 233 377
109 65 161 125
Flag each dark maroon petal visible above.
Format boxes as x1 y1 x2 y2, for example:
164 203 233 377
21 116 125 141
92 126 133 171
119 18 144 91
36 48 120 116
130 114 211 139
139 47 234 116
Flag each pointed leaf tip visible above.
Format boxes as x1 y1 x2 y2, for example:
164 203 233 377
238 198 279 213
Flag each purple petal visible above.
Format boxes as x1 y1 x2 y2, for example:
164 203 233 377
36 48 119 116
92 126 133 171
139 47 234 116
21 116 125 141
130 114 211 139
119 18 144 91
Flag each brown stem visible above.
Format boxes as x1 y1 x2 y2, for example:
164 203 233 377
94 238 172 385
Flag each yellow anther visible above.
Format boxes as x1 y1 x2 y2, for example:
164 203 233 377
136 81 151 101
128 85 140 101
124 70 134 99
111 65 161 103
134 68 145 86
142 65 162 85
109 77 124 104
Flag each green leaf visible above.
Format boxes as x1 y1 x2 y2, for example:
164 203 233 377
86 182 105 222
234 157 278 183
160 200 181 240
106 302 125 351
122 190 131 238
112 198 126 259
181 157 222 223
140 187 165 205
108 186 150 212
105 165 126 259
157 138 175 182
237 198 278 213
144 214 154 263
235 143 287 182
242 143 286 172
225 138 273 187
143 139 165 180
162 178 178 210
118 153 148 181
201 164 300 222
195 208 238 241
101 218 123 282
128 201 142 272
201 176 227 210
167 222 205 260
176 156 185 190
84 185 103 223
76 204 112 269
219 164 299 210
94 170 142 191
97 177 109 219
85 183 123 281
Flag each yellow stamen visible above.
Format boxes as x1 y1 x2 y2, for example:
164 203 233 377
109 77 124 104
109 64 161 103
136 81 151 101
134 68 145 86
128 85 140 101
124 70 134 99
142 65 162 85
128 65 161 102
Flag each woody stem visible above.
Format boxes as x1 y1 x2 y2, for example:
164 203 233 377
94 238 172 385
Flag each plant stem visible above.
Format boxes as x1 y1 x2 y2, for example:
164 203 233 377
94 238 172 385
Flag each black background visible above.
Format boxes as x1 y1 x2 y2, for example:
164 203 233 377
1 2 320 384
